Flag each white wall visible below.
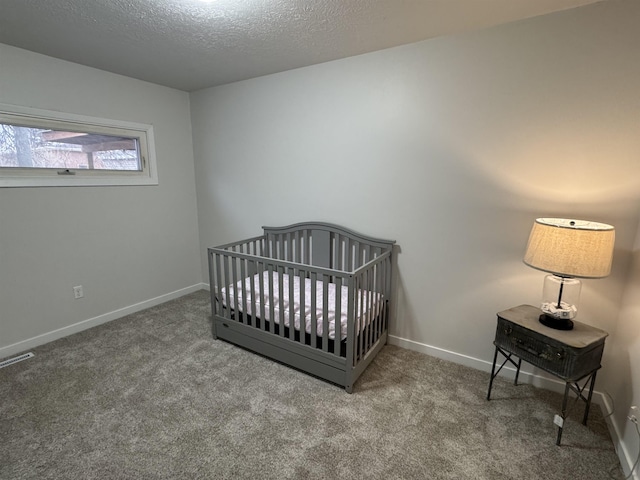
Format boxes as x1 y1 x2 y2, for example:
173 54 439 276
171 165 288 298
191 0 640 470
191 0 640 359
0 44 203 355
607 219 640 478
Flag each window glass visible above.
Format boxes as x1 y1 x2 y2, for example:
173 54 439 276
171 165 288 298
0 104 157 187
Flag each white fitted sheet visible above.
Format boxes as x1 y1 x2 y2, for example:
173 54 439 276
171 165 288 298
220 271 382 341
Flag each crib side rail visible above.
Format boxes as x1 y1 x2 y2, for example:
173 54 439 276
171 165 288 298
207 236 265 323
208 245 353 358
347 250 393 366
213 235 266 255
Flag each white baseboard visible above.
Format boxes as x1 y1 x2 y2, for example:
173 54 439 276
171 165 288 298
0 283 208 359
388 334 567 394
601 393 640 480
388 334 636 479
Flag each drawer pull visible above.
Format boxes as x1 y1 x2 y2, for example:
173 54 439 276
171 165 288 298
515 340 540 357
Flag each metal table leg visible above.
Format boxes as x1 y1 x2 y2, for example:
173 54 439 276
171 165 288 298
557 382 571 445
556 370 598 445
487 346 499 400
487 346 523 401
582 371 598 425
514 358 522 386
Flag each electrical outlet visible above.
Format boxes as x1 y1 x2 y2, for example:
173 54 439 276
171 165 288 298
629 405 638 424
73 285 84 299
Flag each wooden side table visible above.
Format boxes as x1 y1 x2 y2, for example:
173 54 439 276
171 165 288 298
486 304 608 445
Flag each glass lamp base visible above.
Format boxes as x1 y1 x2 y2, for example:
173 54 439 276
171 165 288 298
539 313 574 331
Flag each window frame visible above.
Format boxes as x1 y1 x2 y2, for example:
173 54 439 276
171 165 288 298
0 103 158 187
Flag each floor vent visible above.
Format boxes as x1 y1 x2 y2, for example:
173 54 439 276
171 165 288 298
0 352 34 369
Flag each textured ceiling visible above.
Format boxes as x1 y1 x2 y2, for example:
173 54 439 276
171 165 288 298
0 0 603 92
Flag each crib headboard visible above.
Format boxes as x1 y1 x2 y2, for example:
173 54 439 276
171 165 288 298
262 222 395 272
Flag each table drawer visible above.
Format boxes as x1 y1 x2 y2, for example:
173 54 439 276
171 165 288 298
495 317 604 380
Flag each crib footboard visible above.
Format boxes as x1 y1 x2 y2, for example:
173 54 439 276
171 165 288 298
208 222 395 392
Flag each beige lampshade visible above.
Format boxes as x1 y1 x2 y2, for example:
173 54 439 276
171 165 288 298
523 218 615 279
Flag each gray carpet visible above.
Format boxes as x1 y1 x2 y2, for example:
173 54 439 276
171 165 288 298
0 290 624 479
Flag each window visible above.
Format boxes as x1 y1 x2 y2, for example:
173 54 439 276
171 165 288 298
0 104 158 187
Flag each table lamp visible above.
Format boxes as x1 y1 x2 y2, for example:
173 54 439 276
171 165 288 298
523 218 615 330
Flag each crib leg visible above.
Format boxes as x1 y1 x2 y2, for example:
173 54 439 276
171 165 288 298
345 384 353 394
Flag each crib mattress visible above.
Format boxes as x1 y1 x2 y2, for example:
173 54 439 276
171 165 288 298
220 272 382 341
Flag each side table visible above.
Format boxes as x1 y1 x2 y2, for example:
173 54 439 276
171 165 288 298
486 304 608 445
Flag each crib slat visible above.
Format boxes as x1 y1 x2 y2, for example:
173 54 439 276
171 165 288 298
345 272 355 365
358 272 365 360
231 250 240 323
299 268 306 345
278 266 285 337
213 253 221 316
382 256 389 334
367 268 374 349
288 268 295 341
380 257 385 335
332 233 337 271
322 274 329 352
359 269 366 352
208 251 215 316
351 272 356 358
291 233 295 261
353 241 360 270
362 269 369 353
373 262 384 340
268 265 275 334
240 255 248 325
334 276 342 355
310 272 317 349
369 265 376 341
249 260 256 328
363 269 371 348
304 230 313 265
381 259 388 335
345 237 352 272
259 262 267 331
328 233 334 271
223 255 232 321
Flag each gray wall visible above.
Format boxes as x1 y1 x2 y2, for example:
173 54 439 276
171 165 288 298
0 44 202 354
190 0 640 471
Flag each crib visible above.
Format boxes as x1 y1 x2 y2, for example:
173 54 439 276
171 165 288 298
208 222 396 393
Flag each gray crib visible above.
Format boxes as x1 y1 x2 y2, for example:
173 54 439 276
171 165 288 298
208 222 396 393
